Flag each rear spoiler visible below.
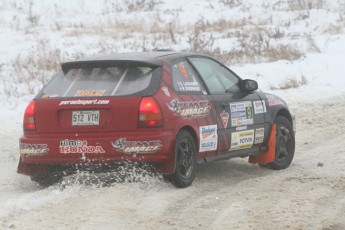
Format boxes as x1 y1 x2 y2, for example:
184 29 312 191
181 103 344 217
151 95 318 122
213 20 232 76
61 59 162 74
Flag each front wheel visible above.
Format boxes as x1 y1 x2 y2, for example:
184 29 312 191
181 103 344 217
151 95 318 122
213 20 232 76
263 116 295 170
164 130 197 188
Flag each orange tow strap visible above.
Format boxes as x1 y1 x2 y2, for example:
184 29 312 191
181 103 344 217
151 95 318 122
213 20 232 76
249 124 276 164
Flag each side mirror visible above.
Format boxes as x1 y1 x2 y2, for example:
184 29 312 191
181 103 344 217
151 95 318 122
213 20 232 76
239 79 258 93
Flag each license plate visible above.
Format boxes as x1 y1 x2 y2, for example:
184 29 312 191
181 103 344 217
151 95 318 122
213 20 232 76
72 110 99 126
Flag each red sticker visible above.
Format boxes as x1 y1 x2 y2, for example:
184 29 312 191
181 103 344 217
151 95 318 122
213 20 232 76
178 63 188 78
220 111 229 128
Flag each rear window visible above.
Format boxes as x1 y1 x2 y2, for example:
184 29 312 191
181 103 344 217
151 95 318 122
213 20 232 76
38 66 160 98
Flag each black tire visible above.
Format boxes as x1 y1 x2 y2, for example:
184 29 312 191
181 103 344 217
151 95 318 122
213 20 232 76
262 116 295 170
30 173 63 187
164 130 197 188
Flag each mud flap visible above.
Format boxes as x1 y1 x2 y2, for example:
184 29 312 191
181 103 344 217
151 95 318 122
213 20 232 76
249 124 276 165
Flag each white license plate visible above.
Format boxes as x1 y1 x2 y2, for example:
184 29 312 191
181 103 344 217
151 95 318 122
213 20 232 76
72 110 99 126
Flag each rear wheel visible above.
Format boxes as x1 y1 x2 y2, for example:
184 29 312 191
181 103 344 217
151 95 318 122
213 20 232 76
263 116 295 170
164 130 197 188
30 173 63 187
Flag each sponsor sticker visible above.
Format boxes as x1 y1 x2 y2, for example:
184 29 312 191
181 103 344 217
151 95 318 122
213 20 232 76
176 81 201 91
59 99 109 106
236 126 247 131
167 98 210 119
162 86 170 97
75 90 105 97
230 130 254 151
266 94 284 106
220 111 229 128
253 100 267 114
255 128 265 144
112 138 161 154
230 101 254 127
59 140 105 154
20 143 49 156
178 63 188 78
199 125 218 152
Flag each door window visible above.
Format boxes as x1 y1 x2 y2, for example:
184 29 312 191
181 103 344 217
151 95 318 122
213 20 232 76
189 57 240 94
172 60 203 93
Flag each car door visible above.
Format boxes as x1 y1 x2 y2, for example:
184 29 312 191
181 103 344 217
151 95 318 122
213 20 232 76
169 58 219 159
188 57 267 157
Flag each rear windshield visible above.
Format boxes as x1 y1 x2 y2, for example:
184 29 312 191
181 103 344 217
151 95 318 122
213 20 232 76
38 66 160 98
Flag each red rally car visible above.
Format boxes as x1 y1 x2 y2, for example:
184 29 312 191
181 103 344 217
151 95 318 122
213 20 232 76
18 52 295 188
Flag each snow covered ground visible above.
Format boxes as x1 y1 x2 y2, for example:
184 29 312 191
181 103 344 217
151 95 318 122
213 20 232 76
1 0 345 229
1 89 345 229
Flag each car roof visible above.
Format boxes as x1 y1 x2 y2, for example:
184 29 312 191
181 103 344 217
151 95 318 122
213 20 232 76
61 51 209 71
76 51 205 61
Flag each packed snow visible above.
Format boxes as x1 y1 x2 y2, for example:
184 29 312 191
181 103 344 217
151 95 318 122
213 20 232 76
1 0 345 229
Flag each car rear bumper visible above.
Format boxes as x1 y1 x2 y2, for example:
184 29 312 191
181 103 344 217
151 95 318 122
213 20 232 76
18 130 176 175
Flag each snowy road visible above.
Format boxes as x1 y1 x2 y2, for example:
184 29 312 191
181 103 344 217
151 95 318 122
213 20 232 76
1 92 345 230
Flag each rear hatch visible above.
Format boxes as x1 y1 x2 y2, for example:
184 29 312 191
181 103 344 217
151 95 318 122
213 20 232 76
34 61 161 134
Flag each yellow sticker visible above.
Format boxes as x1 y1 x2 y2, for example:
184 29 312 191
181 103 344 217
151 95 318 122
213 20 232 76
75 90 105 97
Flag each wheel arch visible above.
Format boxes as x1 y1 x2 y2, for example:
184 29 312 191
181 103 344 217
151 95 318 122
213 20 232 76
274 108 293 125
179 125 199 152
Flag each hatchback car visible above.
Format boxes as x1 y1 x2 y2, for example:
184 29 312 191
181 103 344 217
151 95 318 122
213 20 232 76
18 52 295 188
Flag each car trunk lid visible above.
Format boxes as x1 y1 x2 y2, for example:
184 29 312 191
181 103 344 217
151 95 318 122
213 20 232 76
34 97 142 133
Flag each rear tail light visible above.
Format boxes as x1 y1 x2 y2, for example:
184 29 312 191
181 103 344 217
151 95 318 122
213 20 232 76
23 100 35 131
138 97 163 128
